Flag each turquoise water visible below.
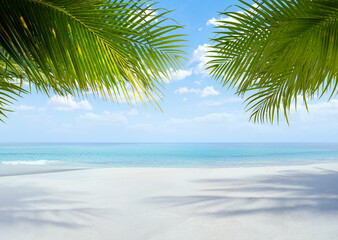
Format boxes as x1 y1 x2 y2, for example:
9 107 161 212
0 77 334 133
0 143 338 167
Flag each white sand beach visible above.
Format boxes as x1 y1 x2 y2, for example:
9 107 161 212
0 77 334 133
1 163 338 240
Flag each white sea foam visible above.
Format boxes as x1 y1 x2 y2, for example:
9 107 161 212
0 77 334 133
1 160 55 165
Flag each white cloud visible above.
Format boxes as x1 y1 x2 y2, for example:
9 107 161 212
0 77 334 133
195 80 201 85
161 68 193 83
207 4 259 26
252 4 259 12
12 105 36 111
145 8 158 22
198 27 203 31
171 69 193 81
200 86 220 97
135 7 158 23
48 95 92 111
155 45 210 82
191 43 210 63
175 86 220 97
206 17 230 26
168 112 235 125
78 111 127 124
191 44 215 76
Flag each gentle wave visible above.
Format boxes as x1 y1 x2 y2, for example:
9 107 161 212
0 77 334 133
0 143 337 167
1 160 56 165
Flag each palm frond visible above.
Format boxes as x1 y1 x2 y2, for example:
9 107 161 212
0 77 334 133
0 49 28 120
208 0 338 123
0 79 27 122
0 0 187 119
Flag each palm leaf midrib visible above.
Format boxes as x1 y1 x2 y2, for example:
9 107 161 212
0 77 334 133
26 0 161 55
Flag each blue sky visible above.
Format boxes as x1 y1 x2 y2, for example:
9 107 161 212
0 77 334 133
1 0 338 143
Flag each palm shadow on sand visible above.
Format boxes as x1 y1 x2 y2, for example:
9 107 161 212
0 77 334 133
146 167 338 218
0 183 106 229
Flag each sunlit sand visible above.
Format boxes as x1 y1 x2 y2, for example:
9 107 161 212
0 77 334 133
1 163 338 239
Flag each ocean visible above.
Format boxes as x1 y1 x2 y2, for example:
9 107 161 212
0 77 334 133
0 143 338 168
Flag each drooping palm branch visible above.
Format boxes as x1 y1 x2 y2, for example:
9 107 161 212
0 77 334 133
208 0 338 123
0 0 187 121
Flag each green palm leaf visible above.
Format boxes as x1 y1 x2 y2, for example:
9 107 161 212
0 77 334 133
208 0 338 123
0 0 187 120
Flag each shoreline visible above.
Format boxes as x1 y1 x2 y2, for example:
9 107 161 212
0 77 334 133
1 161 338 177
1 163 338 239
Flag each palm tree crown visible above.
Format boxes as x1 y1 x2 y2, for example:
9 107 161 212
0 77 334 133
208 0 338 123
0 0 186 121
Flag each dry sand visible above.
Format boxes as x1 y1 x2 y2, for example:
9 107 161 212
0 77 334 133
0 163 338 240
